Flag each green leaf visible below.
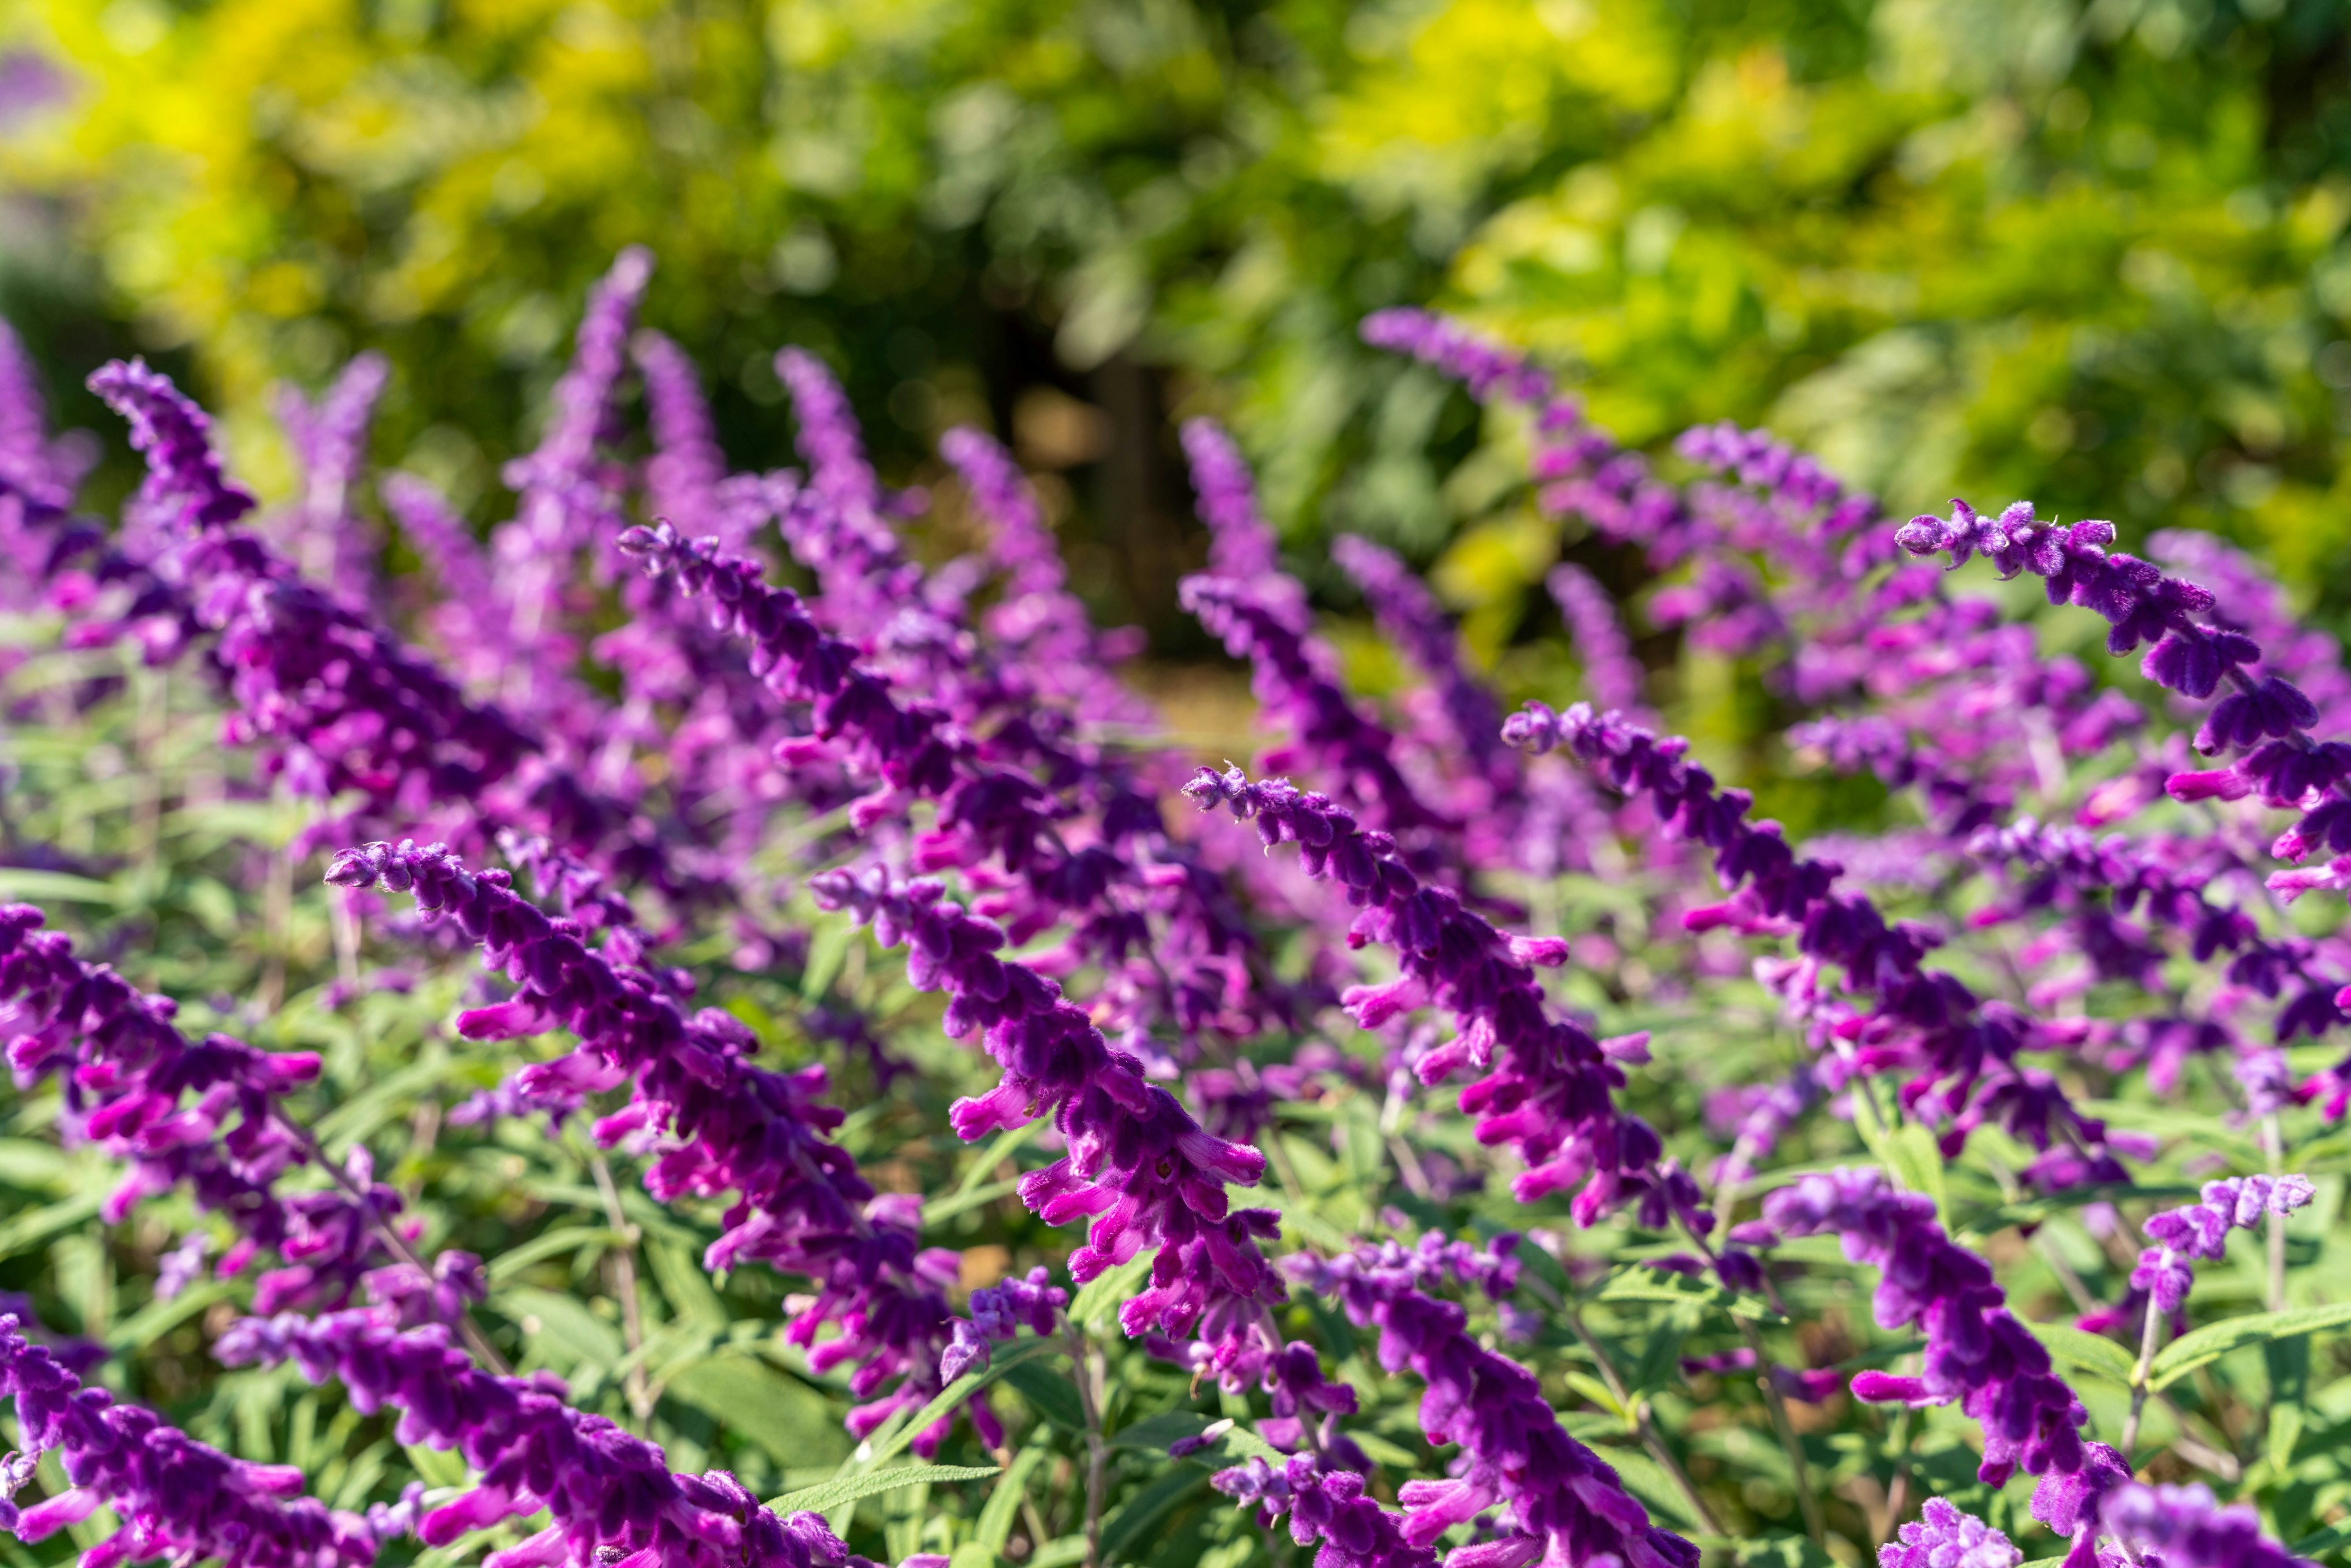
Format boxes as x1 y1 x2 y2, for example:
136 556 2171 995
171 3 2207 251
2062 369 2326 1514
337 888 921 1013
953 1121 1041 1200
973 1446 1048 1556
1595 1264 1783 1324
2022 1320 2137 1385
666 1354 848 1468
1000 1356 1089 1431
107 1278 234 1353
1068 1252 1155 1333
0 1194 102 1262
800 917 854 1001
1956 1183 2199 1241
921 1177 1022 1230
1629 1304 1700 1395
1107 1411 1286 1468
0 869 121 906
1098 1465 1205 1564
1592 1440 1703 1532
484 1226 623 1283
2151 1302 2351 1390
826 1333 1061 1484
1881 1123 1948 1218
770 1464 1000 1514
403 1442 470 1490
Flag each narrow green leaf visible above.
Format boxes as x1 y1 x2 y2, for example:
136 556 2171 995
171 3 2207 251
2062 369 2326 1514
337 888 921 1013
2021 1320 2137 1385
1590 1440 1702 1531
921 1177 1022 1230
1098 1466 1205 1564
2151 1302 2351 1390
667 1354 848 1468
484 1226 623 1282
0 1193 102 1262
0 870 121 906
107 1278 234 1353
953 1121 1041 1200
771 1463 1000 1514
973 1446 1048 1556
821 1332 1060 1485
800 918 854 1001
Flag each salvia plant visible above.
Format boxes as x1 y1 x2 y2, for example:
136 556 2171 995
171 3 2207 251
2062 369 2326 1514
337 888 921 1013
0 247 2348 1568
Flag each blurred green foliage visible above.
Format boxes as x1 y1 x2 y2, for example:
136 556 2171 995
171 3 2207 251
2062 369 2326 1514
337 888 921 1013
3 0 2351 639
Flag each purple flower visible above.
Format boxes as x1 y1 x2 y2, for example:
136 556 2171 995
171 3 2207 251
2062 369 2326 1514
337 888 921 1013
272 351 389 607
0 1313 378 1568
0 902 392 1314
325 841 973 1452
1182 767 1660 1223
2132 1174 2314 1311
1878 1499 2021 1568
218 1306 876 1568
2101 1483 2312 1568
1763 1168 2087 1487
940 1266 1068 1382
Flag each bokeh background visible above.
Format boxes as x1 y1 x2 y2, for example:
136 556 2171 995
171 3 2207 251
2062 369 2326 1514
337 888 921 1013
1 0 2349 691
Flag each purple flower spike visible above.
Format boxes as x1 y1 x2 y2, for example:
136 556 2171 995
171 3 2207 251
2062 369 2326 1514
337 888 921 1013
0 902 393 1314
1278 1243 1695 1568
219 1307 880 1568
2102 1483 2314 1568
87 357 257 545
1212 1456 1434 1568
0 1313 378 1568
1512 700 2124 1182
274 350 389 606
2132 1174 2315 1311
1879 1499 2021 1568
633 329 730 541
1764 1168 2087 1487
1180 419 1281 582
1332 533 1515 797
1182 767 1661 1223
326 841 972 1452
1547 562 1648 716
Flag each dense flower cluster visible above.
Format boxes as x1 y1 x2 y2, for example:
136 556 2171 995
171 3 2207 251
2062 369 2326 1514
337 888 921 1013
0 269 2339 1568
0 1313 385 1568
0 903 392 1313
217 1305 886 1568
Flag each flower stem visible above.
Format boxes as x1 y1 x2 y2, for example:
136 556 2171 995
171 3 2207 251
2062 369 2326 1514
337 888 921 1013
1064 1319 1108 1568
2120 1294 2166 1460
2262 1112 2289 1312
1562 1309 1724 1539
587 1148 654 1428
